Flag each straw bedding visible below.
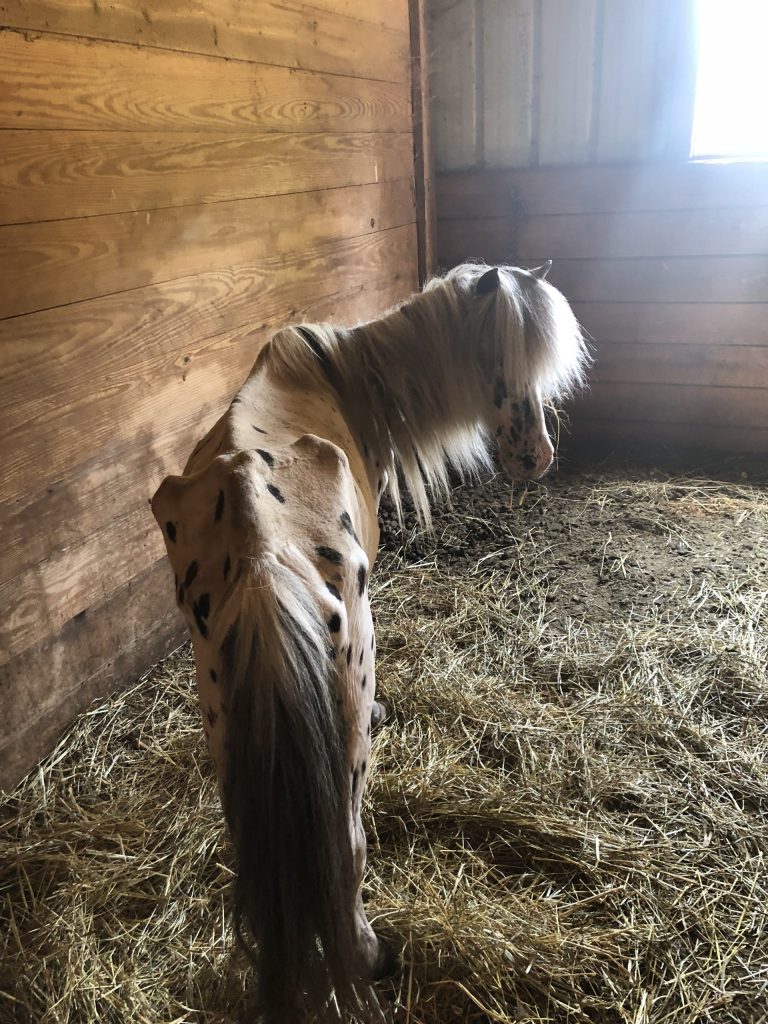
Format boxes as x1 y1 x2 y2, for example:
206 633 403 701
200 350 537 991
2 460 767 1024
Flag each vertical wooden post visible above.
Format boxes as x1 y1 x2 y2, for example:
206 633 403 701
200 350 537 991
409 0 437 283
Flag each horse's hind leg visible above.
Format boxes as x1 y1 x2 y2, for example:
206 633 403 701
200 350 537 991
352 818 399 981
370 699 391 731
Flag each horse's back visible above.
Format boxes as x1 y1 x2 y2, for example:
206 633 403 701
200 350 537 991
151 378 376 781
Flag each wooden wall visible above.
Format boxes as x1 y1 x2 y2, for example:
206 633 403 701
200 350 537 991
0 1 420 789
438 163 768 454
429 0 768 455
428 0 697 172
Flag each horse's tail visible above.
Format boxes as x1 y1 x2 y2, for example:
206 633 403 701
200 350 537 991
220 552 361 1023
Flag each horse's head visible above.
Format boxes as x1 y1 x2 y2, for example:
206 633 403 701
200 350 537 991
473 263 587 482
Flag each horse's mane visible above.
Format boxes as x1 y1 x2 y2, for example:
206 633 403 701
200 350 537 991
262 263 588 526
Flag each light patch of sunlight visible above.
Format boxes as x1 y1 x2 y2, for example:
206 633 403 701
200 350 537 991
691 0 768 160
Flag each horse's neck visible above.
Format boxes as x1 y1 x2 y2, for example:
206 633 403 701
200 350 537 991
341 295 483 447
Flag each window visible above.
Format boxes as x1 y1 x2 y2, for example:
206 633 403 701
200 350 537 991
690 0 768 160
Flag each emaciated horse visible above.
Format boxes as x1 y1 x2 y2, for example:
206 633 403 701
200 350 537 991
151 262 588 1022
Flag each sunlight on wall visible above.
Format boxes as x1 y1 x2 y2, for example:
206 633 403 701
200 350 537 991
691 0 768 159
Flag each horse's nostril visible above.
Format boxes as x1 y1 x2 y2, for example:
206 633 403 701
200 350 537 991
521 453 536 471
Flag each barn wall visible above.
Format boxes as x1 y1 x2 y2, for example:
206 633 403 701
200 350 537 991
0 1 420 789
428 0 697 172
428 0 768 454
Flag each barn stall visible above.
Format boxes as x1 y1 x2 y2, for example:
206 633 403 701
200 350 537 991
1 2 767 1023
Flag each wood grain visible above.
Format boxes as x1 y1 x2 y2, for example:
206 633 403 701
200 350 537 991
0 557 185 790
0 130 414 225
572 302 768 347
0 0 410 83
572 381 768 431
549 256 768 305
563 419 768 457
0 30 411 134
436 163 768 218
0 274 412 588
1 179 415 317
0 271 415 663
437 216 517 268
592 343 768 389
303 0 409 32
0 225 417 506
518 206 768 260
408 0 436 283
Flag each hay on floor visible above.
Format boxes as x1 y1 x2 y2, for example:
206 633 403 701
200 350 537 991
1 462 767 1024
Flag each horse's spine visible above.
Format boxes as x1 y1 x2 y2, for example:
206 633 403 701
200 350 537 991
220 552 359 1023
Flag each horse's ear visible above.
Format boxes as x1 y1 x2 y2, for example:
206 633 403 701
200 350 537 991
476 267 500 295
531 260 553 280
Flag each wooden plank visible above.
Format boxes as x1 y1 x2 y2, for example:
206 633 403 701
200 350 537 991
0 276 411 607
0 274 412 583
0 274 415 663
592 343 768 389
481 0 534 167
0 504 162 667
0 30 411 133
409 0 437 283
0 558 185 791
437 216 516 268
0 225 418 508
303 0 409 33
571 381 768 430
549 255 768 304
0 130 414 225
595 0 663 162
572 302 768 347
538 0 597 164
0 0 411 83
517 207 768 259
429 0 477 171
563 418 768 457
1 179 416 318
436 163 768 218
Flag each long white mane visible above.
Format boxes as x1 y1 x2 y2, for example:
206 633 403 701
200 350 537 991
263 263 589 526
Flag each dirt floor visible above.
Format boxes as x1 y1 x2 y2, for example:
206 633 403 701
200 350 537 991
1 455 767 1024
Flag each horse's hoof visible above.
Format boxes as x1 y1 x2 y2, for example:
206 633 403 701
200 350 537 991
370 936 400 981
371 699 391 731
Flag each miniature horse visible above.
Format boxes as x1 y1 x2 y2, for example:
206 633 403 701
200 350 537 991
151 262 587 1022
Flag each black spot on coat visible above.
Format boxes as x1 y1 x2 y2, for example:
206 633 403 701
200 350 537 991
193 593 210 637
256 448 274 467
214 489 225 521
317 545 343 565
340 511 359 544
165 521 176 542
327 613 341 633
326 582 342 601
210 668 218 683
184 561 198 588
357 566 367 596
267 483 285 503
223 553 231 579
